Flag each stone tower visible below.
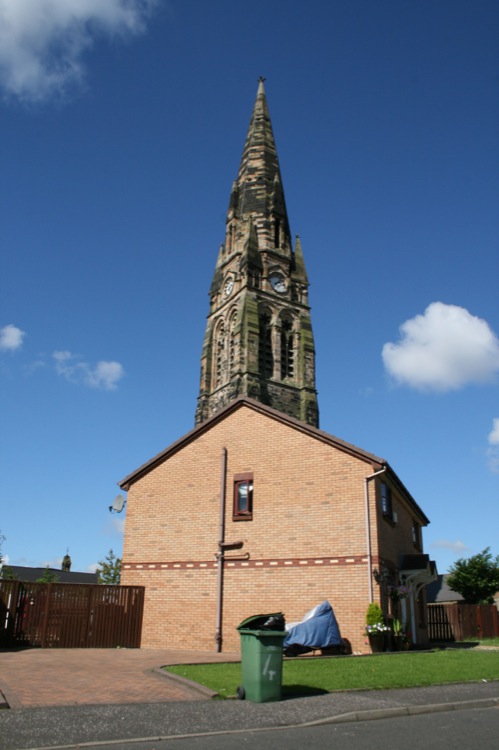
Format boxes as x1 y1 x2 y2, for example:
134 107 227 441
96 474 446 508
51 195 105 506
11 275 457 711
195 79 319 427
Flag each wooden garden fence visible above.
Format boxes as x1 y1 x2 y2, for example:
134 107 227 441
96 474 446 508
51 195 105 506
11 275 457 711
427 602 499 642
0 580 144 648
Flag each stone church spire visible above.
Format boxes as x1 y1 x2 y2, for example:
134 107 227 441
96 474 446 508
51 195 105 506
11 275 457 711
195 80 319 427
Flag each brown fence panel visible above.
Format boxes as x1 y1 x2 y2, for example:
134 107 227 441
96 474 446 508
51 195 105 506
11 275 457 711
454 604 499 640
428 603 499 641
427 604 454 641
0 581 144 648
87 585 145 648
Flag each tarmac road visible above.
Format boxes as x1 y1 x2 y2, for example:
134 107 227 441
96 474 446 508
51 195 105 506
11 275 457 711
1 682 499 750
85 706 499 750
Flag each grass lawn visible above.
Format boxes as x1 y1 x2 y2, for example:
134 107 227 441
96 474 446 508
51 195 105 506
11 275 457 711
464 637 499 647
166 649 499 699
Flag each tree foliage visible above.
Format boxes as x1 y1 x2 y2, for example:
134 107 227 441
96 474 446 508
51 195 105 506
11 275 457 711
97 549 121 585
0 530 16 579
1 566 18 580
36 567 60 583
447 547 499 604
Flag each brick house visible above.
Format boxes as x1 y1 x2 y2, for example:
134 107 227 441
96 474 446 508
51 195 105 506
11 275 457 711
120 397 433 653
120 81 435 653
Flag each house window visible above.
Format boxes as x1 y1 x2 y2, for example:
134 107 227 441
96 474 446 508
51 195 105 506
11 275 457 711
381 482 393 520
233 473 253 520
412 523 422 550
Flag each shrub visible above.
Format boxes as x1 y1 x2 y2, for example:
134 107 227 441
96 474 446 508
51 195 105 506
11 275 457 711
366 602 384 626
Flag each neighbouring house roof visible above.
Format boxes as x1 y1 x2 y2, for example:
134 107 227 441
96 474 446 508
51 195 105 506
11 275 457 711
3 566 98 584
118 396 430 525
426 574 464 604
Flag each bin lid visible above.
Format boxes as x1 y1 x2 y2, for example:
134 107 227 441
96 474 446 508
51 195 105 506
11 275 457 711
237 613 285 631
238 628 287 638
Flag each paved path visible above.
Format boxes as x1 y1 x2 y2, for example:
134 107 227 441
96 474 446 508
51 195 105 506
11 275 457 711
0 647 240 709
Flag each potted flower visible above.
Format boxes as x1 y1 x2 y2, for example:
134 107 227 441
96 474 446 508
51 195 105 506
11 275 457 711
365 603 389 653
391 618 403 650
392 618 412 650
400 627 412 650
388 584 409 602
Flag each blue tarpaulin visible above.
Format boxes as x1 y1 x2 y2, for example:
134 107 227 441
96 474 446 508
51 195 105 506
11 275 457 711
283 600 342 656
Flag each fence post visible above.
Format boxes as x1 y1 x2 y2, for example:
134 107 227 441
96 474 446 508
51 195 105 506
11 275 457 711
40 583 52 648
84 584 95 647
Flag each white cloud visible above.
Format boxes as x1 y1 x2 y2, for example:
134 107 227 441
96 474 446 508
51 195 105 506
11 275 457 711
87 562 99 573
489 418 499 446
382 302 499 392
487 417 499 474
86 360 125 390
430 539 469 554
53 350 125 390
0 323 25 351
0 0 157 103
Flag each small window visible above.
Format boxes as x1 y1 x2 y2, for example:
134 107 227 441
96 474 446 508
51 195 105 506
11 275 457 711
233 473 253 520
381 481 393 520
412 522 422 550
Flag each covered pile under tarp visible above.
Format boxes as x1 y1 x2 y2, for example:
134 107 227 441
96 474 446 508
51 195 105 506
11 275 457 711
283 600 342 656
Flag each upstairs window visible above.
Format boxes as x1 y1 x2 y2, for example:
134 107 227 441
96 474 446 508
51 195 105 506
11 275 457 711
412 522 422 550
381 481 393 520
233 473 253 520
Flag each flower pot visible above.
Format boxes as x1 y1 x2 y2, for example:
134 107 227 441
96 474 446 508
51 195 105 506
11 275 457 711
368 633 386 653
392 635 404 651
392 635 411 651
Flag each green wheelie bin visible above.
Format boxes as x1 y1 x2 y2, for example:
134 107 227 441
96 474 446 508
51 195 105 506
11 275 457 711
236 614 286 702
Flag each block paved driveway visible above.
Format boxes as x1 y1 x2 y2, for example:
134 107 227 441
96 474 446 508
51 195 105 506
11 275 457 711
0 648 240 709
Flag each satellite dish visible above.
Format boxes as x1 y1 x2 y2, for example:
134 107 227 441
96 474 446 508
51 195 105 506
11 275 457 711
109 494 126 513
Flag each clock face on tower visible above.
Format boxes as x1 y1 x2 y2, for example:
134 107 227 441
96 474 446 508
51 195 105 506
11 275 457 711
224 277 234 296
269 271 287 293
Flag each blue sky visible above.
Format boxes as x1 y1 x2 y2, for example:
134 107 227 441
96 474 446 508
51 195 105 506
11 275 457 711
1 0 498 577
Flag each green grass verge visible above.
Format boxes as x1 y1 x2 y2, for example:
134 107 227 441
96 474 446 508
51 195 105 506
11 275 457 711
463 637 499 647
166 650 499 699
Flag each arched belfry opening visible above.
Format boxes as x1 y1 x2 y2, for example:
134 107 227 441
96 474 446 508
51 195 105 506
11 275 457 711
259 309 274 380
280 315 295 380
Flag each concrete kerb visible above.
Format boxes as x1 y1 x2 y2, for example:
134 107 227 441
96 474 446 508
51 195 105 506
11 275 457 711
152 667 219 699
16 697 499 750
304 697 499 725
